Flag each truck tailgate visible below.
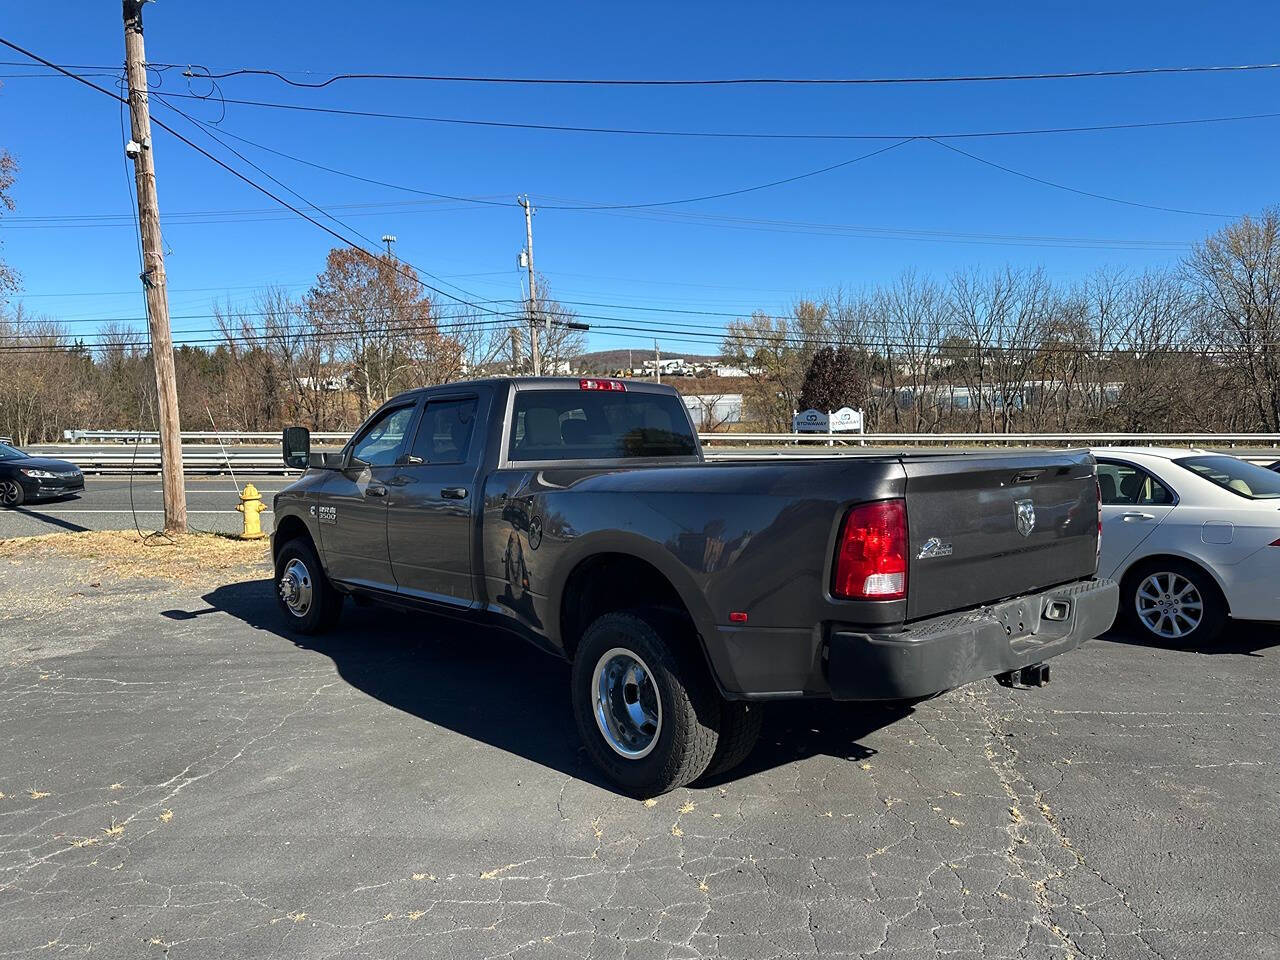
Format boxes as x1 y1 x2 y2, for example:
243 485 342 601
902 451 1098 621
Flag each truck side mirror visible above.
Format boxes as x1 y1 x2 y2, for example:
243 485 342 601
282 426 311 471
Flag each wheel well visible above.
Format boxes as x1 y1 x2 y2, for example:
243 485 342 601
272 515 315 563
559 553 691 660
1119 554 1230 614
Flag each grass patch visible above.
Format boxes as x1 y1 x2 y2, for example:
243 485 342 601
0 530 269 584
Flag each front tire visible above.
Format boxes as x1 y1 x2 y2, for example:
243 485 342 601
1123 559 1226 645
274 538 343 634
0 479 25 508
572 609 721 797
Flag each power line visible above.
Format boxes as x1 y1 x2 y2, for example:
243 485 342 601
155 87 913 211
164 60 1280 87
116 120 1185 247
10 57 1280 86
0 38 515 324
925 138 1237 218
151 88 1280 143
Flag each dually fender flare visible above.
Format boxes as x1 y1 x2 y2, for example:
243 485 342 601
545 528 721 653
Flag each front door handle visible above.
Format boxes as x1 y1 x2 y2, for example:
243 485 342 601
441 487 468 500
1120 511 1153 521
366 484 388 498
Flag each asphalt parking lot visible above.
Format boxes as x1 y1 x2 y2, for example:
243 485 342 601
1 546 1277 959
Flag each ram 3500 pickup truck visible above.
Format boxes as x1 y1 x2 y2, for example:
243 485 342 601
272 377 1117 795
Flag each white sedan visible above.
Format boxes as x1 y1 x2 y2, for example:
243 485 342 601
1092 447 1280 644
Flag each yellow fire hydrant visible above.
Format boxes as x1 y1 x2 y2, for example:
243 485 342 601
236 483 268 540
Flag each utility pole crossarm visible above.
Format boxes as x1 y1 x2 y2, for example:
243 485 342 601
123 0 187 533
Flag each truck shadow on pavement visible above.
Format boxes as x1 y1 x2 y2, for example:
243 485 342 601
171 577 911 795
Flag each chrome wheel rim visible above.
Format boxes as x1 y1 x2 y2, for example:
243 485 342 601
1135 572 1203 639
278 558 314 619
592 647 662 759
0 482 19 506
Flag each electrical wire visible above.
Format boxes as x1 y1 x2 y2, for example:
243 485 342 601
925 138 1237 218
10 57 1280 86
161 60 1280 87
149 88 1280 143
0 38 518 325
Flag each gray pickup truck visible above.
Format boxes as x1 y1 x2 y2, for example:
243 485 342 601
272 376 1117 795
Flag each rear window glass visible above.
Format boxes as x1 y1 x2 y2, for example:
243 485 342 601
410 398 477 465
508 390 697 462
1174 455 1280 500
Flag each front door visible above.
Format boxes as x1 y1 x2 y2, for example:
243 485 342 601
319 401 419 591
1096 459 1176 579
386 393 485 606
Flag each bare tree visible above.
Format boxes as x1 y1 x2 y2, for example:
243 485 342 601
721 300 828 430
304 248 463 418
1186 209 1280 430
0 148 18 305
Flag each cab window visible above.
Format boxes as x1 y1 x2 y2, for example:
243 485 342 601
350 404 415 467
408 398 478 465
1097 461 1174 506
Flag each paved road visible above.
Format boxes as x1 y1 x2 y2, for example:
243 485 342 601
0 478 290 538
1 550 1276 958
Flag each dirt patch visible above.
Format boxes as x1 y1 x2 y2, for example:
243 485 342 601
0 530 270 584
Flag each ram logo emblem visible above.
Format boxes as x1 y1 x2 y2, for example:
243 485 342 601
1014 499 1036 537
917 537 953 559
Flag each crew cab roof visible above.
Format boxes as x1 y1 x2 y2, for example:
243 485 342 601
385 376 682 405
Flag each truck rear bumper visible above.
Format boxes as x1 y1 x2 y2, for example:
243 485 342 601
824 578 1118 701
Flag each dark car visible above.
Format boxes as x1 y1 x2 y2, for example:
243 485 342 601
0 443 85 507
1268 459 1280 473
270 377 1117 796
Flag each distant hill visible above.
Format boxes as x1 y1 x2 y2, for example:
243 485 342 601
575 350 720 373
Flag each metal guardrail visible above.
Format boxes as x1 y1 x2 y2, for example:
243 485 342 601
29 430 1280 474
59 428 1280 446
699 432 1280 446
62 429 350 443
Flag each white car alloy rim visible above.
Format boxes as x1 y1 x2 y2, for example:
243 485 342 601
592 646 663 759
1135 572 1203 639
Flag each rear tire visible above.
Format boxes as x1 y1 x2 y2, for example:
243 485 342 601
0 479 25 508
1123 558 1226 645
701 701 763 779
274 538 343 635
572 609 721 797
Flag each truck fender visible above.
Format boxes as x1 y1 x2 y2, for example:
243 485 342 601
546 529 720 661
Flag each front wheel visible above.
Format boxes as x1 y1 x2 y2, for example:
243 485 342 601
274 538 343 635
571 609 721 797
1124 559 1225 645
0 479 25 508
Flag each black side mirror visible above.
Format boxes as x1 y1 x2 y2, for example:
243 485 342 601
282 426 311 471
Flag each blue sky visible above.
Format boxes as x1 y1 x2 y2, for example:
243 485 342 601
1 1 1278 355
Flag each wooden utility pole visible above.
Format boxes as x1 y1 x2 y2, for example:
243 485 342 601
518 195 540 376
123 0 186 533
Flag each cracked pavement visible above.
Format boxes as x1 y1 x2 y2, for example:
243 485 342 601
1 553 1277 959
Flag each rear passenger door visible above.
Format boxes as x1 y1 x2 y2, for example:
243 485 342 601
1096 459 1177 579
386 392 486 607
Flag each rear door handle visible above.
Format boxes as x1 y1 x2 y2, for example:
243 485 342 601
441 487 468 500
1120 511 1153 521
366 484 388 498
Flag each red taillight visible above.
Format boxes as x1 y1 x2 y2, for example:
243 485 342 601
1270 538 1280 547
579 378 626 392
833 499 908 600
